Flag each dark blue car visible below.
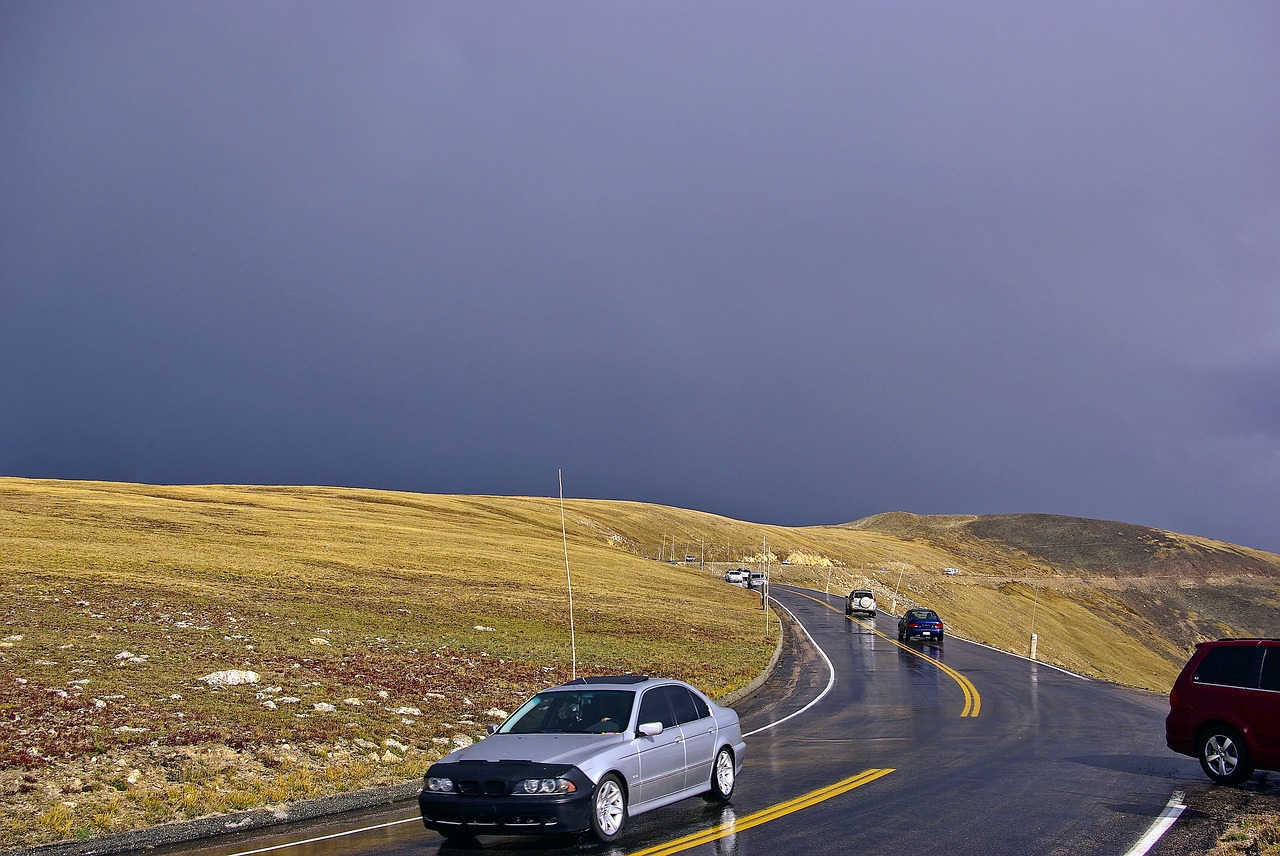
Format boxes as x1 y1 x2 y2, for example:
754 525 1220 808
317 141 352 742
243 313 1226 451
898 608 944 643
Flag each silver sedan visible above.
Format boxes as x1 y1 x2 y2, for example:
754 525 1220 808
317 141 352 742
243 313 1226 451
418 675 747 843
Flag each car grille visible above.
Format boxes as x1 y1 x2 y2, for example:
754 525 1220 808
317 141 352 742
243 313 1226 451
456 779 509 797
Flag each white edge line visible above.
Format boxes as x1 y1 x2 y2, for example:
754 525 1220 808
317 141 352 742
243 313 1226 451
781 584 1188 854
1122 790 1186 856
742 595 836 737
224 816 420 856
228 593 835 854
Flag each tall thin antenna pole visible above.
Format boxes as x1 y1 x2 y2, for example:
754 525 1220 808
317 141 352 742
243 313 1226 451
558 469 577 680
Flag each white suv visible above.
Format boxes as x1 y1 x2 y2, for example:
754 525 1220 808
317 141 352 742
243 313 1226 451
845 590 877 618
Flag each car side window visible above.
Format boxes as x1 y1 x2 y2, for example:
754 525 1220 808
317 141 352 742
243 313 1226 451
687 688 711 721
638 688 677 728
1193 646 1256 688
1260 648 1280 692
666 685 703 725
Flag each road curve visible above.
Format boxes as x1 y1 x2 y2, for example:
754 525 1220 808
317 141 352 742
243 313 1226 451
149 584 1207 856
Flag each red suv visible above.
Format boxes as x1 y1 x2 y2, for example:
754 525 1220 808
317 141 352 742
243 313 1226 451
1165 638 1280 784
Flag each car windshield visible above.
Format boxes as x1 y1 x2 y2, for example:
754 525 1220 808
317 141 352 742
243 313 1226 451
906 610 937 620
498 690 635 735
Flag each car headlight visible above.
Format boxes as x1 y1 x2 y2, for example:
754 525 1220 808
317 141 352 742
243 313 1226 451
425 777 456 793
514 777 577 796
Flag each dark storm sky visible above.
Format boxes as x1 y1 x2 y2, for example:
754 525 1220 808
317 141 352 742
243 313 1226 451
4 2 1279 551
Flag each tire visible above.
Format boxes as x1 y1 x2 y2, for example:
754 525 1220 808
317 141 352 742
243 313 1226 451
1199 726 1254 785
845 607 852 616
589 774 627 843
870 611 877 618
702 746 736 802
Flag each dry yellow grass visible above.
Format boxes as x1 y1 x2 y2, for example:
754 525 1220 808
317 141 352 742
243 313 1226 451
3 478 1278 849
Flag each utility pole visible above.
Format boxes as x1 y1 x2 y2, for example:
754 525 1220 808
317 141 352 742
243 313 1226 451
891 563 904 615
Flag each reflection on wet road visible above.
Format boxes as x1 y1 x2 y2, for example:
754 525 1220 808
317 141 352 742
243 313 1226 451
159 585 1201 856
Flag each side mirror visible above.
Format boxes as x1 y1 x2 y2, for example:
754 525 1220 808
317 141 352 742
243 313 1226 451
486 724 499 735
638 722 664 737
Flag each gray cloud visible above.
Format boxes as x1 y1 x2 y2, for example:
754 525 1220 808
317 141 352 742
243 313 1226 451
4 1 1279 551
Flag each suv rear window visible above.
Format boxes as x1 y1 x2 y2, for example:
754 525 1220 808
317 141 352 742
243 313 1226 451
1260 648 1280 692
1193 646 1256 688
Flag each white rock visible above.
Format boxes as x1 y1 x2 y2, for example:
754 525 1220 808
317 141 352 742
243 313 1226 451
313 702 337 713
384 738 409 752
392 706 421 716
199 670 260 686
262 700 277 710
473 625 496 632
114 651 134 660
309 638 331 646
484 708 509 719
342 698 363 706
451 735 474 748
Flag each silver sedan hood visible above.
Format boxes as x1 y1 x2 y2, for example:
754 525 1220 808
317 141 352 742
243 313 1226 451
441 732 632 767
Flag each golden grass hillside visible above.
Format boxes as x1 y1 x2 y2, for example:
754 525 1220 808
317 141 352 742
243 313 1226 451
1 479 783 848
3 478 1279 849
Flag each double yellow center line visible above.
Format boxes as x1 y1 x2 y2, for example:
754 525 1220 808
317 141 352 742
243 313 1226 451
789 588 981 717
627 768 895 856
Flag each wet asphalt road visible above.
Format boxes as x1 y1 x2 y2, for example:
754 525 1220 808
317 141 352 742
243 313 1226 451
155 584 1210 856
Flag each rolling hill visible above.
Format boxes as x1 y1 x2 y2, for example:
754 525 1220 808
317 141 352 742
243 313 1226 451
2 478 1278 849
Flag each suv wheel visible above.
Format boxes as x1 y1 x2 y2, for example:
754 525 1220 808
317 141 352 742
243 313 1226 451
1199 725 1254 785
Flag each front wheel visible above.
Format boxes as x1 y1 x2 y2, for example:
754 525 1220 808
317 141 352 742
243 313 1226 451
702 747 735 802
1199 726 1254 785
590 774 627 842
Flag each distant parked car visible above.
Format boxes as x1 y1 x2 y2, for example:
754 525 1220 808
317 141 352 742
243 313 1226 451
944 568 959 576
685 554 697 563
418 676 746 843
745 572 766 590
723 569 746 584
1165 638 1280 785
845 590 877 618
898 609 944 643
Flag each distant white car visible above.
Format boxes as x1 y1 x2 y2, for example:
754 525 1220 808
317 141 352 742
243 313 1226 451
745 572 766 590
723 569 746 584
944 568 959 576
